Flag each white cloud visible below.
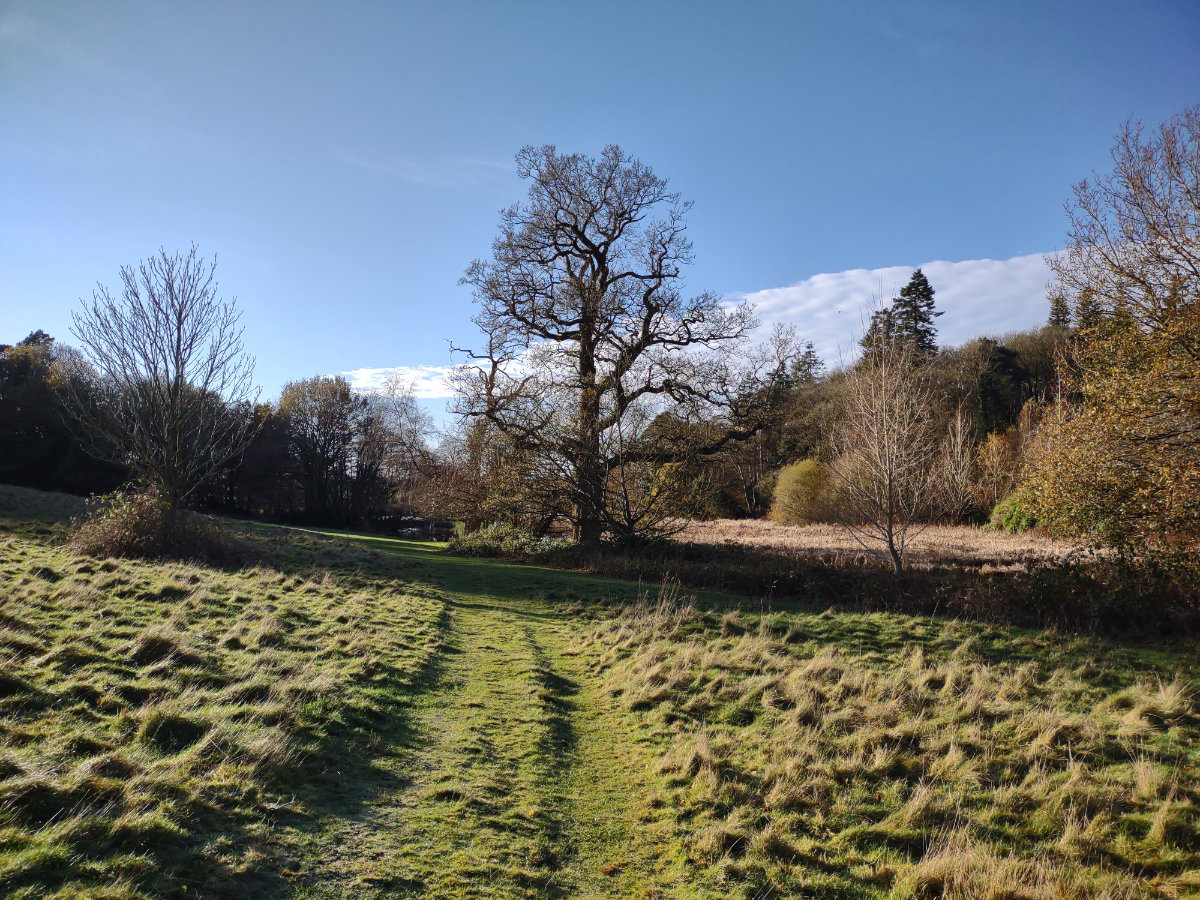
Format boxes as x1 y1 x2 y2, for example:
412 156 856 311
343 253 1057 401
737 252 1058 365
340 365 457 399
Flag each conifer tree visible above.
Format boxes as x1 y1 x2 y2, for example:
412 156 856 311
891 268 941 355
1073 287 1102 331
790 340 825 385
859 307 895 357
1047 290 1071 328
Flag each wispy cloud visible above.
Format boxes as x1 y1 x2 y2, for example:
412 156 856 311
737 252 1058 365
340 365 457 399
340 152 513 190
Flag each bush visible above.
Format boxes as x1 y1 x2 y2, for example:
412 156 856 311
770 459 832 525
70 489 234 561
448 522 570 559
987 492 1040 533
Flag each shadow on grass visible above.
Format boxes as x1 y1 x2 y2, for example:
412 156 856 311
0 505 463 900
254 519 1200 661
222 524 596 897
529 538 1200 641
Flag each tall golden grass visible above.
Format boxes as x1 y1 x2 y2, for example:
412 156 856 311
676 518 1085 570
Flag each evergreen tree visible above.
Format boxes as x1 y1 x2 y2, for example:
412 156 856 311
859 306 895 357
1047 290 1071 328
890 268 941 355
790 340 824 384
1073 287 1102 331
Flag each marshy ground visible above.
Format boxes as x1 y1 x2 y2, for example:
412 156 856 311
1 485 1198 898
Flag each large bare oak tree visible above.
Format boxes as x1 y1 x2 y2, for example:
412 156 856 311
453 145 797 541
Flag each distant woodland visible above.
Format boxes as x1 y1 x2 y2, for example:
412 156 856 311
2 105 1197 572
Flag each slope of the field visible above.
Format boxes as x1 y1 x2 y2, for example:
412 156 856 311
2 485 1198 899
0 487 448 898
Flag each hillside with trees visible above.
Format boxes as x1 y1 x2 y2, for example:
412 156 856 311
1 110 1196 574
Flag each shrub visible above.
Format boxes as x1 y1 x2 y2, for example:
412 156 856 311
448 522 570 559
988 491 1040 533
70 489 234 561
770 459 832 525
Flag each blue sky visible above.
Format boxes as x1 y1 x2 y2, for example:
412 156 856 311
2 1 1198 413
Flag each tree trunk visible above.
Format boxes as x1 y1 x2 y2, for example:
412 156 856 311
576 297 604 543
886 534 903 574
576 413 604 543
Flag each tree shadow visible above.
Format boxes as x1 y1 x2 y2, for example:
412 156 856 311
534 537 1200 644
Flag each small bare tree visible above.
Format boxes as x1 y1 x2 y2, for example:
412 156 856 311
825 337 940 572
935 404 977 521
68 246 257 510
369 373 435 516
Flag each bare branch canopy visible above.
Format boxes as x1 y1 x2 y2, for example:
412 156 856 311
452 145 801 540
66 245 258 509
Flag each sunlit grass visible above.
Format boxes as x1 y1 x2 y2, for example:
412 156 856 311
4 484 1198 898
0 486 446 898
576 586 1200 898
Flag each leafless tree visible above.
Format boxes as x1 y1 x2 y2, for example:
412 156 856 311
68 246 257 509
1049 105 1200 336
419 417 569 533
373 373 434 477
825 337 940 572
935 404 977 521
453 145 800 541
370 373 435 514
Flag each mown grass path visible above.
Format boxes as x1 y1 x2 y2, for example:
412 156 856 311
292 535 685 899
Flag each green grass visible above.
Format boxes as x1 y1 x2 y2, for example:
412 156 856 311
2 485 1198 898
0 488 446 898
579 591 1200 898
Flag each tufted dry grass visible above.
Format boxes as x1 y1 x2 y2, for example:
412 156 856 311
575 585 1200 898
0 485 446 899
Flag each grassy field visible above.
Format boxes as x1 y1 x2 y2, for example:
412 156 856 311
581 592 1200 898
2 485 1198 898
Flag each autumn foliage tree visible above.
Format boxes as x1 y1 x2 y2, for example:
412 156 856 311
1026 106 1200 546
